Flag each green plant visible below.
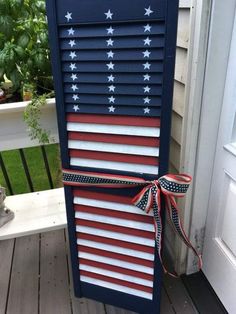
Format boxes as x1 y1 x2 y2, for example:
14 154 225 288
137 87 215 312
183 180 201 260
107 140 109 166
0 0 53 93
24 92 55 145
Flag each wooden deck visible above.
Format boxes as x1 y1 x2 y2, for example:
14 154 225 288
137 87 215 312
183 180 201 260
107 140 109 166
0 229 198 314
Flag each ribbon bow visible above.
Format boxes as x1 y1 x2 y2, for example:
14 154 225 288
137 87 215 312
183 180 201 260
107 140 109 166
63 169 202 275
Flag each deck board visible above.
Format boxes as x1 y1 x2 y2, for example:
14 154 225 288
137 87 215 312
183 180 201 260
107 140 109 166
0 239 14 313
6 235 39 314
163 275 198 314
0 229 198 314
40 230 71 314
160 288 175 314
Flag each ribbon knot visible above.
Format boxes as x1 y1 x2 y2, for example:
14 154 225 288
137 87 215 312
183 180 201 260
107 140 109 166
62 169 202 275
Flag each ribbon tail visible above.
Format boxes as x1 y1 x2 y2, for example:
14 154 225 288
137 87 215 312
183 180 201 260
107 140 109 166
166 196 203 269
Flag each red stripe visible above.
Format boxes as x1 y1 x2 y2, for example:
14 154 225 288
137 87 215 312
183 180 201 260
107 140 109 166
76 219 155 239
68 132 160 147
78 245 154 267
77 233 155 254
79 258 154 281
75 205 153 224
67 113 160 127
69 149 159 166
80 270 153 293
74 189 134 205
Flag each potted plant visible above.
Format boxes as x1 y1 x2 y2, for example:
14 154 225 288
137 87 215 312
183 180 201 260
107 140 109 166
0 0 54 144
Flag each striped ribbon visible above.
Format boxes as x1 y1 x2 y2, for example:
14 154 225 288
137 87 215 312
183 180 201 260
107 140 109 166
63 169 202 275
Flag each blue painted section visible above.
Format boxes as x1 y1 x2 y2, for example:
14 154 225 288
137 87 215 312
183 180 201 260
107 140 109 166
46 0 179 312
56 0 166 24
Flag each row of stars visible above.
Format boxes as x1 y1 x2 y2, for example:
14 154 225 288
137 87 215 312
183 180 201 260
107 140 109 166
65 6 154 22
67 38 152 48
70 94 152 104
68 61 152 71
72 104 151 114
69 73 152 82
67 48 152 59
69 84 151 93
66 24 152 36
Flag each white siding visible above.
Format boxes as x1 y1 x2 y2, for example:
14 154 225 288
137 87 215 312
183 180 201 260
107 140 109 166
166 2 192 260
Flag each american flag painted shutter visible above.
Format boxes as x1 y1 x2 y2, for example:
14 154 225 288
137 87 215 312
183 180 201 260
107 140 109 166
46 1 179 313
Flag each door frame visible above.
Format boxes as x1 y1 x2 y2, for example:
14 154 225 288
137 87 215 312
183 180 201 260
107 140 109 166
186 0 236 274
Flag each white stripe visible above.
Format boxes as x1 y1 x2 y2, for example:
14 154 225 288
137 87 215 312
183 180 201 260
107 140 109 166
75 211 154 232
68 140 159 157
78 252 154 275
67 122 160 137
77 238 154 261
79 264 153 287
70 157 159 174
74 196 154 217
80 276 153 300
76 225 155 247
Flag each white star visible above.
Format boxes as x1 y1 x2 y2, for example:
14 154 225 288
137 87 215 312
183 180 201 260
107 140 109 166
72 94 79 101
69 40 76 47
107 50 114 58
71 73 78 81
69 63 77 71
68 28 75 35
106 62 114 70
144 97 151 104
106 38 114 46
108 96 115 103
144 37 152 46
71 84 78 91
144 24 152 32
73 105 80 112
144 107 150 114
143 86 151 93
65 12 72 22
143 50 151 58
144 6 154 16
108 74 115 82
105 9 113 20
107 26 114 35
143 62 151 69
69 51 77 59
143 74 151 81
108 85 116 92
108 105 116 112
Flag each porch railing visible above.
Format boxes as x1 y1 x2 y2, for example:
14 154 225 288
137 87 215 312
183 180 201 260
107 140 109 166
0 99 60 195
0 99 67 240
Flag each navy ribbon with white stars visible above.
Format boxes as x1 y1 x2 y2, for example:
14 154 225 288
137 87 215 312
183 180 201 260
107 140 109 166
62 169 202 275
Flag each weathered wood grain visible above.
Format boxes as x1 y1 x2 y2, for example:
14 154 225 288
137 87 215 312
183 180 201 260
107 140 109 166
7 235 39 314
0 239 14 313
160 288 176 314
105 304 137 314
40 230 71 314
163 275 198 314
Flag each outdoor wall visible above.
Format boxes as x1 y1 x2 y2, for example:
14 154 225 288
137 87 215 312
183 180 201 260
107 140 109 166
165 0 193 261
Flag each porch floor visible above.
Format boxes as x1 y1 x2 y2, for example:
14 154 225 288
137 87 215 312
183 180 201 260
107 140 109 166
0 229 198 314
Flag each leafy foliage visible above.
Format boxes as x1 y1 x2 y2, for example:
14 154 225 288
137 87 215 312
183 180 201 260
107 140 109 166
24 92 55 145
0 0 53 92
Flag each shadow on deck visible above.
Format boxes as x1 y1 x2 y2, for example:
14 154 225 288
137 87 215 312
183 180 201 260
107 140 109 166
0 229 197 314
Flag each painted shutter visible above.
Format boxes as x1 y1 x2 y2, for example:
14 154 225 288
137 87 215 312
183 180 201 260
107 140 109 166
46 1 179 313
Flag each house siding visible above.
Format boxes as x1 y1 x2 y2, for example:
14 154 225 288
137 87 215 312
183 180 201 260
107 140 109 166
165 0 192 260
